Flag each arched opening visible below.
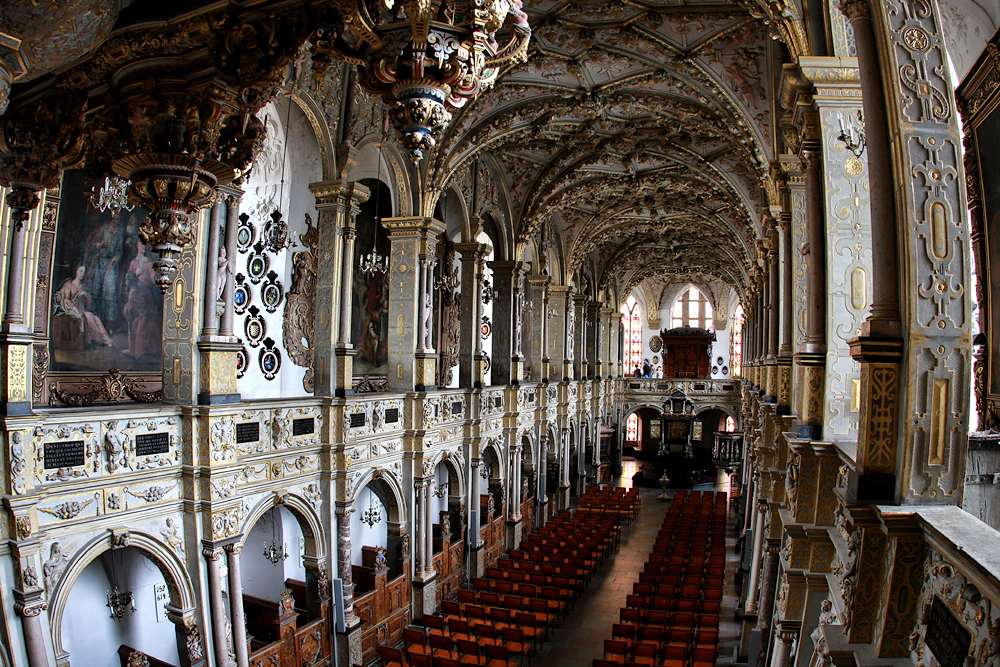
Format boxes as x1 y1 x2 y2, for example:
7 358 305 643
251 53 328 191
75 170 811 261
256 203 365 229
671 287 714 330
351 478 404 583
520 435 536 529
61 547 180 666
622 294 643 376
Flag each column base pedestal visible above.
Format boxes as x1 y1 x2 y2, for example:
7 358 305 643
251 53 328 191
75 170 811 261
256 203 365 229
336 618 364 667
413 573 439 620
558 484 571 510
468 542 486 579
414 351 438 392
506 517 523 551
334 346 356 397
197 339 241 405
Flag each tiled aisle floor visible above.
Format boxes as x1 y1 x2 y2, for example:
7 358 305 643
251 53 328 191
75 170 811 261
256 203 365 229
536 469 739 667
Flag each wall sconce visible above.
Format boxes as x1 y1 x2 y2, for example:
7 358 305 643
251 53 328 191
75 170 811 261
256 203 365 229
836 110 866 159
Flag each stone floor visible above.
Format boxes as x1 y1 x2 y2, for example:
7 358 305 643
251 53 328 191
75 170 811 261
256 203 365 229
536 463 740 667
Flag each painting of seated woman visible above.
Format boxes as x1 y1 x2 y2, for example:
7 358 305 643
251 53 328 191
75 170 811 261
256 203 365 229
49 170 163 373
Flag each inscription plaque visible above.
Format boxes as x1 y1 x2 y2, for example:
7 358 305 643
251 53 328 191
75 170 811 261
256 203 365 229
349 413 366 428
385 408 399 424
452 401 463 416
236 422 260 444
926 596 971 667
292 418 315 435
44 440 85 470
136 432 170 457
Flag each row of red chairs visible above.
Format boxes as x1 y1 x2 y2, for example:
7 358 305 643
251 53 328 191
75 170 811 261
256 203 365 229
576 486 641 524
596 490 728 667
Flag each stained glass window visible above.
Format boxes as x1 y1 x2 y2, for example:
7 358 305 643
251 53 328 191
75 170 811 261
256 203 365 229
671 287 713 329
626 413 638 441
622 295 643 374
731 304 745 377
725 416 736 432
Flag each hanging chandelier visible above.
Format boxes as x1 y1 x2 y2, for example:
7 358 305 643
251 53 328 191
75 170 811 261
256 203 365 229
322 0 532 161
361 495 383 527
359 145 389 277
107 586 136 621
263 539 290 565
88 175 135 214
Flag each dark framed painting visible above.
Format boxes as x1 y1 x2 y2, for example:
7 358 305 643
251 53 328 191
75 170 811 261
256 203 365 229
39 170 163 405
351 180 391 376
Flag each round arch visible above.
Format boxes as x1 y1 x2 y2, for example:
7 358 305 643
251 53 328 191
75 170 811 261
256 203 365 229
352 136 413 217
48 530 198 664
288 86 338 181
240 490 327 559
350 467 408 525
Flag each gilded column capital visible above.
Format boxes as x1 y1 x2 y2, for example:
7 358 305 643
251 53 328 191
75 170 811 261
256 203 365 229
838 0 871 21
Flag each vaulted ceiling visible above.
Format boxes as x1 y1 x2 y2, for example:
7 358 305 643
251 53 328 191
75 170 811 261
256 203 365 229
428 0 786 302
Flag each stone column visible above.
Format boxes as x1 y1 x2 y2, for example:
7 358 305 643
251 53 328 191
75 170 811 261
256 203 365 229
468 456 484 578
770 626 797 667
197 192 241 405
220 191 241 338
601 307 615 378
202 546 232 667
527 276 550 382
547 286 571 381
423 482 434 576
760 269 769 385
0 188 37 416
756 543 781 664
413 481 425 573
746 500 767 613
765 226 780 403
839 0 900 337
382 216 446 391
201 199 224 337
795 149 826 439
14 591 48 667
224 543 249 667
573 295 588 379
310 181 369 396
457 242 491 388
488 261 525 385
777 214 794 414
335 507 359 624
586 302 601 379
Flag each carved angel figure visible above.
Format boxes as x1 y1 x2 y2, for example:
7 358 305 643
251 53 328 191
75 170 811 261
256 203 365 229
43 542 69 592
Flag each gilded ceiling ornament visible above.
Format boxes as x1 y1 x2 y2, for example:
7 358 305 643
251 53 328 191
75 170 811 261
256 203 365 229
317 0 531 161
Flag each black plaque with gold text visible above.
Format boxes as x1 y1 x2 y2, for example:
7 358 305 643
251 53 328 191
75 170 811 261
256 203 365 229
44 440 85 469
135 432 170 457
926 596 971 667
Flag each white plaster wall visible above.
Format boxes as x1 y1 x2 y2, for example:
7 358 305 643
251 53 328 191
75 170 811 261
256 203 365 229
241 507 304 601
62 550 180 665
940 0 995 84
432 463 450 518
235 97 321 399
350 485 388 566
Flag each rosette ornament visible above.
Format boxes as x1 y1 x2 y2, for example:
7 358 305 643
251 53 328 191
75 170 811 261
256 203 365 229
324 0 531 160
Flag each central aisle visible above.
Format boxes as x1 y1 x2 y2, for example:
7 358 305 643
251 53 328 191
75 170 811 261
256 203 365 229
535 483 672 667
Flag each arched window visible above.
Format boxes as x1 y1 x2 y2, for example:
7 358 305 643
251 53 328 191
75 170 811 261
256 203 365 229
725 416 736 432
626 413 639 442
731 304 745 377
622 295 643 374
671 287 714 329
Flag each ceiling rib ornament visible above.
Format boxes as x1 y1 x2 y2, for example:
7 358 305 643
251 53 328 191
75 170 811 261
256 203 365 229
316 0 532 162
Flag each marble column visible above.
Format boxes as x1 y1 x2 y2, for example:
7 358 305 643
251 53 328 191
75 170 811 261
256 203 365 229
203 546 232 667
757 544 781 664
382 216 446 391
586 302 601 379
765 226 780 403
14 591 48 667
527 276 550 382
0 188 37 416
795 149 827 439
573 295 588 379
423 481 434 576
745 500 767 613
777 215 794 414
770 626 797 667
201 199 225 337
310 181 370 397
839 0 900 337
335 507 359 624
413 481 425 574
220 191 241 338
224 543 249 667
488 261 525 384
457 242 490 388
197 191 241 405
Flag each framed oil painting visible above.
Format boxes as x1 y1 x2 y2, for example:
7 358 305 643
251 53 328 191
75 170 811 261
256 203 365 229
38 169 163 405
351 180 391 377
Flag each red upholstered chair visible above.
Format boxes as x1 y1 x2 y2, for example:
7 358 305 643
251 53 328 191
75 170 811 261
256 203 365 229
692 646 718 667
514 611 545 649
612 623 637 651
630 641 658 666
456 638 483 665
404 627 432 657
424 614 448 637
379 645 407 667
603 639 629 665
473 623 502 647
661 645 688 667
429 632 457 661
501 626 531 667
485 644 514 667
437 659 462 667
407 649 434 667
448 618 473 643
443 600 464 622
